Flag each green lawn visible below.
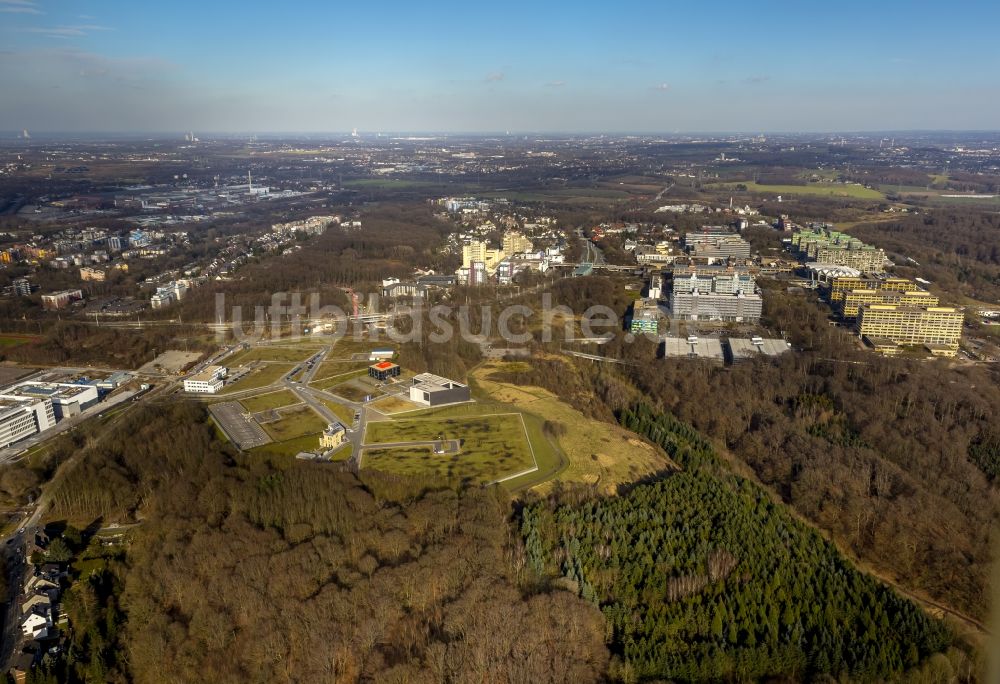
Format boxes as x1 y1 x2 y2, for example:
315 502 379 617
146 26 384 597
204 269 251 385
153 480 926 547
225 345 322 365
363 413 534 482
708 181 883 199
239 389 301 413
219 363 294 394
261 406 327 442
0 334 41 348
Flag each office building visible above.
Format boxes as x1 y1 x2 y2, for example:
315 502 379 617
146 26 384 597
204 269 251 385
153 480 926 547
856 305 963 355
828 275 914 302
3 382 99 419
408 373 471 406
183 366 227 394
687 237 752 263
369 361 401 382
0 395 56 449
838 288 938 319
682 226 735 246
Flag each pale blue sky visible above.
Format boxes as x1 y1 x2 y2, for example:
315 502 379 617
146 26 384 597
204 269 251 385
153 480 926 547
2 0 999 133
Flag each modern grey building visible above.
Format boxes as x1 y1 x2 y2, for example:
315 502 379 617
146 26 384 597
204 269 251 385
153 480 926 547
408 373 471 406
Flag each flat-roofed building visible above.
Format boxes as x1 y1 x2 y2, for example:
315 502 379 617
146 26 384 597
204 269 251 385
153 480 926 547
682 226 735 247
670 290 762 322
792 227 887 273
662 336 725 362
183 366 227 394
726 337 792 363
408 373 471 406
79 266 106 282
0 395 56 449
839 288 939 318
857 305 963 354
829 275 914 302
3 381 99 419
369 361 401 382
502 231 533 255
671 265 755 295
629 298 660 334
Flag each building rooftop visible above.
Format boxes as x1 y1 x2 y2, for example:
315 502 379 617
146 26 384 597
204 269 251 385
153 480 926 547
411 372 466 391
662 336 725 361
371 361 399 371
727 337 791 360
3 381 93 401
187 365 225 383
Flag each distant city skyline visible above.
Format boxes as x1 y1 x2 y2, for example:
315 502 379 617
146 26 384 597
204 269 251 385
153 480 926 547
1 0 999 133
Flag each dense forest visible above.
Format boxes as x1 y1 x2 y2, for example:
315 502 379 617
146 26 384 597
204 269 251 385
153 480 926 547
522 404 963 682
497 278 1000 627
851 210 1000 302
33 404 610 683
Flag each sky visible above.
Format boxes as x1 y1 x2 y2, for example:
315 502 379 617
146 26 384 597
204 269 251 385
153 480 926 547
1 0 999 134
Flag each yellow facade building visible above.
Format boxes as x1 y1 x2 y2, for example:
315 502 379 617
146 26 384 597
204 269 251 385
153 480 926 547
856 304 963 355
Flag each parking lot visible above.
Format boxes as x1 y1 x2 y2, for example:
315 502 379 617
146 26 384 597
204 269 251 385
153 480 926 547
208 401 271 449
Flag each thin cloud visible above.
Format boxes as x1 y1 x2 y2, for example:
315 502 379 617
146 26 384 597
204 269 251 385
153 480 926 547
484 71 505 83
544 80 565 88
652 83 670 92
0 0 42 13
22 24 113 38
746 75 770 84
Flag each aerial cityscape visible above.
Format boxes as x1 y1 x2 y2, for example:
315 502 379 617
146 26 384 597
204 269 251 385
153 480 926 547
0 1 999 683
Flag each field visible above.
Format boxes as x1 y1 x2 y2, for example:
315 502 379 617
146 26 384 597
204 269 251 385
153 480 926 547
225 345 323 366
470 361 673 493
260 405 327 442
325 379 375 402
707 181 884 199
363 413 534 483
238 389 300 413
367 395 420 415
219 363 294 394
310 363 368 386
